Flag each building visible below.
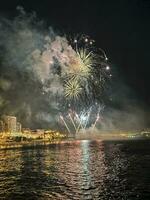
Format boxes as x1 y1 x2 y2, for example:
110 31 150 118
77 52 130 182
0 120 4 132
16 122 22 132
3 116 17 133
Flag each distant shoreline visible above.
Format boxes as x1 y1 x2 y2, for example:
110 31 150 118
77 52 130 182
1 134 150 150
0 138 65 150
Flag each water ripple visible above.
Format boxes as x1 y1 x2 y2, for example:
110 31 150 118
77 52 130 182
0 140 150 199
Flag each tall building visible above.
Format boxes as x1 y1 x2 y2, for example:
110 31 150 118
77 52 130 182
3 116 17 133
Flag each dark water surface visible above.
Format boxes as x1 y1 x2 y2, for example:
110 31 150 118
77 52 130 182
0 140 150 200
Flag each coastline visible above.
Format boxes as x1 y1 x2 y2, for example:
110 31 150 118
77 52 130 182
1 135 150 150
0 138 67 150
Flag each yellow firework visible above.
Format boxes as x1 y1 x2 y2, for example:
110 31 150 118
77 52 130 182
68 48 94 79
64 79 82 100
77 48 94 68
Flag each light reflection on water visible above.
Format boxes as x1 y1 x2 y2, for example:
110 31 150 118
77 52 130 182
0 140 150 199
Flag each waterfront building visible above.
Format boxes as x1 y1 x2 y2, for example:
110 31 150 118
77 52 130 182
16 122 22 132
0 120 4 132
3 116 17 133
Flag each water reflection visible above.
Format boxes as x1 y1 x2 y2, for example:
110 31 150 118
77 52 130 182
0 140 150 199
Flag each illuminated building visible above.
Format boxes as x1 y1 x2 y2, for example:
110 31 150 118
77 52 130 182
3 116 17 133
0 120 4 132
16 122 22 132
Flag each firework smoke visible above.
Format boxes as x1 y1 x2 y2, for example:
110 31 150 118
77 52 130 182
0 7 111 129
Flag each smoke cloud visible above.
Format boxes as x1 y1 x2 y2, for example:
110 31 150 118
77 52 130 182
0 7 148 131
0 7 81 129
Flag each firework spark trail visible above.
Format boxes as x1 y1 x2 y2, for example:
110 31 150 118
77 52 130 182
68 113 77 132
60 115 71 134
76 121 82 134
93 108 101 129
84 108 92 129
93 105 104 129
79 111 88 128
75 113 84 134
76 113 85 129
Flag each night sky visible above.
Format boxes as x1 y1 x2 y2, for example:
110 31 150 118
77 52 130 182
0 0 150 106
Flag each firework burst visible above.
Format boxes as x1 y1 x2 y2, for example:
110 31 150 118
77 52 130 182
67 48 93 80
62 34 112 108
64 78 82 100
